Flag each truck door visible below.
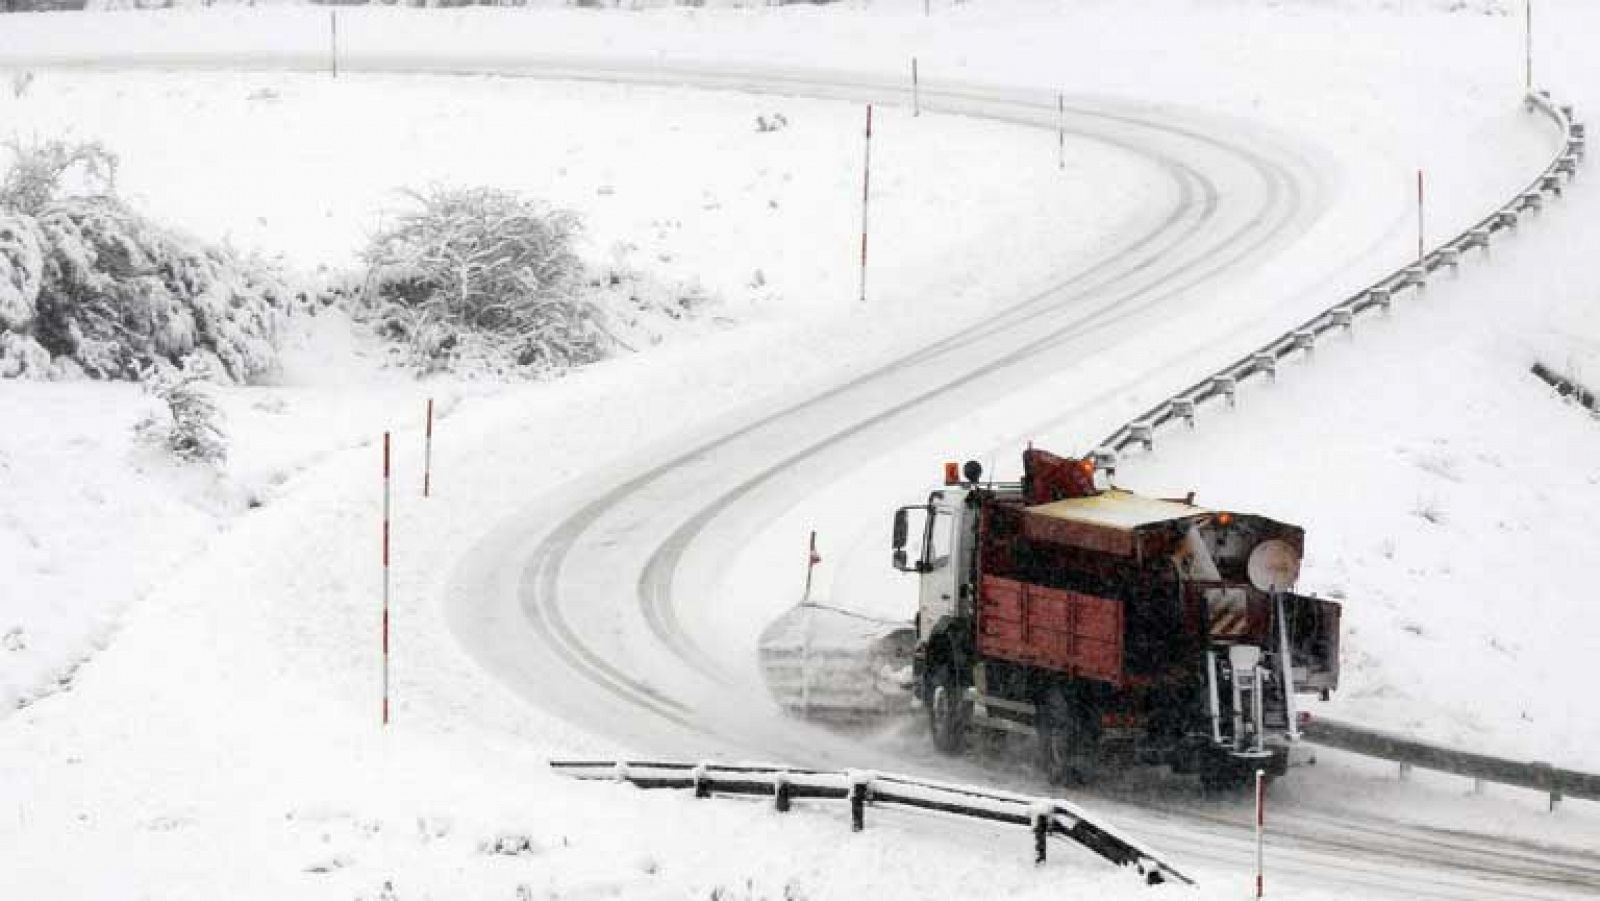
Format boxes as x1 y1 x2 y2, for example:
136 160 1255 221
918 490 968 643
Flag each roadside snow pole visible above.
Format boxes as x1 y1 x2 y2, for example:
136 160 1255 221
801 530 821 604
859 104 873 303
912 58 920 117
1255 769 1266 899
1058 93 1066 171
423 398 434 498
381 431 391 727
330 10 338 80
1526 0 1534 95
799 531 820 715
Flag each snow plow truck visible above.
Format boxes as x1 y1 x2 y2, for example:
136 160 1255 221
895 448 1342 788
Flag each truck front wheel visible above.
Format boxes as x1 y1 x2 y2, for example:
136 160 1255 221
927 663 969 755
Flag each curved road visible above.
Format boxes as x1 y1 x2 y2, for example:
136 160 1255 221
439 65 1600 899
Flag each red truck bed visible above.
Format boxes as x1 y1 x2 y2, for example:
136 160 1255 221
976 575 1124 685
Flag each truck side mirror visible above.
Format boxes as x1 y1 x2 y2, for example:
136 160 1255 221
892 508 912 572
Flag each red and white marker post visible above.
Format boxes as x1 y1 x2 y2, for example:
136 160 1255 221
859 104 873 304
423 398 434 498
1254 768 1266 899
1058 93 1066 171
801 531 821 604
381 431 391 727
1525 0 1534 95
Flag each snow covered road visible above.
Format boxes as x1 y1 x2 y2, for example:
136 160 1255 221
436 65 1597 900
6 4 1599 897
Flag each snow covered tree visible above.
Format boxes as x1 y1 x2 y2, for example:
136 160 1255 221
361 185 603 374
135 359 228 467
0 139 289 382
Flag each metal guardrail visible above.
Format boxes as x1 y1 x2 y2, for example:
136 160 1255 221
1304 717 1600 811
1097 92 1584 458
550 759 1191 885
1531 361 1599 414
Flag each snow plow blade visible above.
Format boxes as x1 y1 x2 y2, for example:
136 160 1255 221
757 604 915 726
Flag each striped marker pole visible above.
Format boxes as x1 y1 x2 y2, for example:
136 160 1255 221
1525 0 1534 95
1255 768 1266 899
382 431 391 727
330 10 338 80
859 104 873 303
801 531 820 604
423 398 434 498
1058 93 1066 171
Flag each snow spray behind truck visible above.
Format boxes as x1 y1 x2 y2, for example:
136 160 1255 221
896 449 1341 788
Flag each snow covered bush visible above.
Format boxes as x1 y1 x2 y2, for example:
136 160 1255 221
0 138 117 216
360 186 603 375
0 139 289 382
135 360 228 467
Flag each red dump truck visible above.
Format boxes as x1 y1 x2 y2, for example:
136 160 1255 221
893 449 1341 788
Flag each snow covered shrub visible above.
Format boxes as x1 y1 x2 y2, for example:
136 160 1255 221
0 138 117 216
0 139 288 382
361 186 602 374
135 360 228 467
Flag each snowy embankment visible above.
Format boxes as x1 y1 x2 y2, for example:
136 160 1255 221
2 1 1598 898
0 68 1129 710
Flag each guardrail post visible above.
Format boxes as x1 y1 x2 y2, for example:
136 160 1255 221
1213 376 1237 407
614 762 629 783
1252 352 1277 382
1172 398 1196 428
1436 247 1461 273
1540 173 1564 196
774 771 791 813
1331 308 1354 332
693 763 710 799
1531 762 1562 812
1519 191 1544 213
1292 330 1315 357
1399 762 1413 781
1401 266 1428 292
849 771 872 832
1091 447 1118 476
1472 777 1485 795
1130 422 1154 452
1463 228 1491 255
1030 803 1051 865
1497 209 1520 231
1368 288 1393 314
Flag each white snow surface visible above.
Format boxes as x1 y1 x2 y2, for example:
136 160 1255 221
2 0 1599 898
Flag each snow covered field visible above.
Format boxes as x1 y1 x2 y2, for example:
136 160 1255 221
3 0 1600 898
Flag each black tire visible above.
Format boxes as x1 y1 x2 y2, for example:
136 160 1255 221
927 662 969 755
1037 688 1097 786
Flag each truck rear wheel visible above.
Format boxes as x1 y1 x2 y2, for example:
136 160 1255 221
1038 689 1096 786
927 663 969 755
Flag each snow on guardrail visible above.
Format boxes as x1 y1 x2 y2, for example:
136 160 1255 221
549 759 1192 886
1096 92 1584 459
1092 92 1592 811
